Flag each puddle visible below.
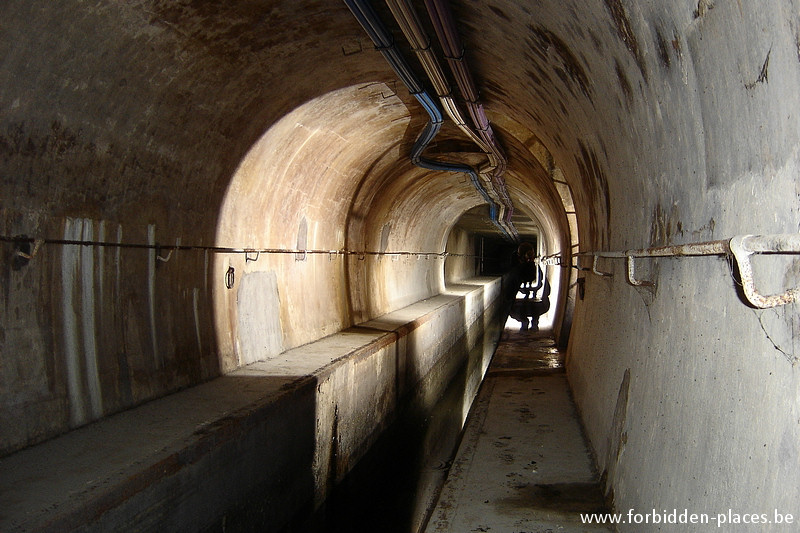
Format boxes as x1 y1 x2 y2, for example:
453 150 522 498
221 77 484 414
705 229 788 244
497 481 607 515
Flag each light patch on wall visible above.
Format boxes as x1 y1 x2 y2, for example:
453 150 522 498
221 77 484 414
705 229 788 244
80 219 102 419
61 217 104 426
237 271 283 365
193 287 203 354
297 217 308 250
147 224 161 369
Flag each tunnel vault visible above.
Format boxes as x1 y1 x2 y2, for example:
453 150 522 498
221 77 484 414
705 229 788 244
214 79 576 372
3 0 800 530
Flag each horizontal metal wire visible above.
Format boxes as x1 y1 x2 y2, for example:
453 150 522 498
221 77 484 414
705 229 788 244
0 235 479 258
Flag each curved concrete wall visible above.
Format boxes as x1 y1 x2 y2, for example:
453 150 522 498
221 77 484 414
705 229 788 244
562 0 800 521
1 0 799 527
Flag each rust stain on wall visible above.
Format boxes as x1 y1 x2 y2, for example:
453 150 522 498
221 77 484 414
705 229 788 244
603 0 648 82
655 27 671 69
575 141 610 249
614 58 633 106
528 26 593 99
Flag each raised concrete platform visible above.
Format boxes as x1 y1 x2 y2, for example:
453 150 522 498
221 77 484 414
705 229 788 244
424 329 613 532
0 278 504 532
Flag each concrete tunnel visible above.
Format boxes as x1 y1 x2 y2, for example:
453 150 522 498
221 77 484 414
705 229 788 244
1 0 800 530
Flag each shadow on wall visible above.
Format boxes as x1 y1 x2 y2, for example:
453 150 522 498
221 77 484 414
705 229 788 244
298 300 505 533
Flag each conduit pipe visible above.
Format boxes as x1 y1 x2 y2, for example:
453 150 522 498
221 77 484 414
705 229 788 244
383 1 496 175
570 234 800 309
383 0 512 228
343 0 513 239
422 0 516 232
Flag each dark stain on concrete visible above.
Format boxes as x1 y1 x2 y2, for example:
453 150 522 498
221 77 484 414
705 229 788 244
515 406 537 424
745 48 771 90
615 58 633 106
589 29 603 51
655 26 671 69
693 0 715 19
0 121 87 163
672 31 683 62
150 1 347 61
497 482 607 514
599 137 609 160
604 0 648 82
604 369 630 498
650 203 683 246
482 77 508 99
488 5 511 22
528 26 593 99
575 141 611 248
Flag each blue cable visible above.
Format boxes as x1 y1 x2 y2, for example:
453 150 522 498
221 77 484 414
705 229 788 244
344 0 510 239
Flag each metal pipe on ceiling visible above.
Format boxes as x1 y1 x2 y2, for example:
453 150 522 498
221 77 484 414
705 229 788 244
383 0 511 228
422 0 516 230
343 0 513 239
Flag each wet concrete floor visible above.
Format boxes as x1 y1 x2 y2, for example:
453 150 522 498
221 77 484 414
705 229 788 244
299 327 612 533
424 328 613 532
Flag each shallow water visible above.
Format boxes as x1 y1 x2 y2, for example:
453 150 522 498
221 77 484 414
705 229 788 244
297 330 503 533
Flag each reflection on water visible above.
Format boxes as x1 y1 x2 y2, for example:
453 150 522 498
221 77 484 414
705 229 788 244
298 327 503 533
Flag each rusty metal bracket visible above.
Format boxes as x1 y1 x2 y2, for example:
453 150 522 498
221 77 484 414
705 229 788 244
729 235 800 309
626 256 654 287
578 233 800 308
593 255 613 277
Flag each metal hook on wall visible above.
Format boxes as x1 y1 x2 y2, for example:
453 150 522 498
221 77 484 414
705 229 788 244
593 255 613 277
729 235 800 309
156 247 174 263
156 238 180 264
12 237 43 270
626 255 655 288
225 266 235 289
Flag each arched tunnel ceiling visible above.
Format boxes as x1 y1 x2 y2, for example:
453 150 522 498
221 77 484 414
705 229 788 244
5 0 800 522
2 0 590 250
8 0 800 259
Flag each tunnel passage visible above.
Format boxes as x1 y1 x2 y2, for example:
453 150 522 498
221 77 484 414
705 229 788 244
2 0 800 531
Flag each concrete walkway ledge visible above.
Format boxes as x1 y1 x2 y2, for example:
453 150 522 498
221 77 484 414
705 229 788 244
0 277 503 532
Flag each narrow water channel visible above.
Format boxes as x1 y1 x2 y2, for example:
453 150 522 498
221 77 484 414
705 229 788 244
298 325 505 533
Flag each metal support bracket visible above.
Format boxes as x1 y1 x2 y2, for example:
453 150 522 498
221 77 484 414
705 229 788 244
729 235 800 309
626 255 655 287
593 255 613 277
